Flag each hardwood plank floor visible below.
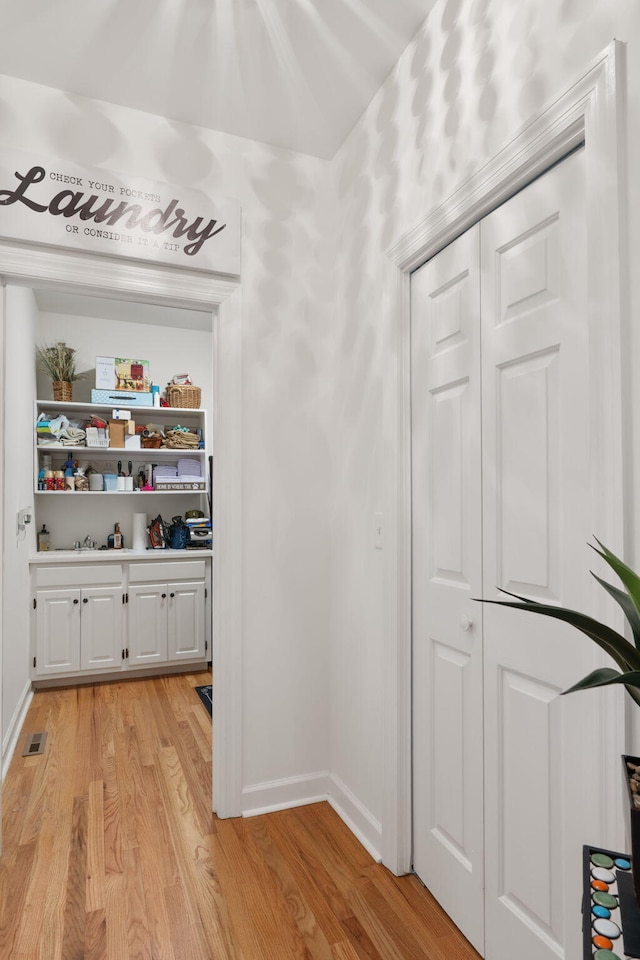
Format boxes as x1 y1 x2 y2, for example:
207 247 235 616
0 673 482 960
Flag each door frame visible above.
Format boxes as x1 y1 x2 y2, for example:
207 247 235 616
0 242 243 820
381 39 629 874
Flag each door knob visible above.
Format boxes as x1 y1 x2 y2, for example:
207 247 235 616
460 615 473 632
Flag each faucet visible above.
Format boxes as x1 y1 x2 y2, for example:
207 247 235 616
82 535 96 550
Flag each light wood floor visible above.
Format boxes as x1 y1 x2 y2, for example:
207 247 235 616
0 672 481 960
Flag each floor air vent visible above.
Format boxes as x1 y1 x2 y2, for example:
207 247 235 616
22 732 47 757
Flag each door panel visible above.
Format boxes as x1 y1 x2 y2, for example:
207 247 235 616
412 150 604 960
167 581 205 660
80 586 123 670
411 225 484 953
128 584 168 665
481 149 602 960
35 588 81 675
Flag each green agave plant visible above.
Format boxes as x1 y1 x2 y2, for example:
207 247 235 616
479 538 640 708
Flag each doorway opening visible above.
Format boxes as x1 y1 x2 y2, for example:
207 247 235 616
0 242 244 858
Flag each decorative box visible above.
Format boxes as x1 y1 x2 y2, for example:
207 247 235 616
91 390 153 408
96 357 151 393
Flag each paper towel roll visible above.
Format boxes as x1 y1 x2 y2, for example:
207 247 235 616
132 513 148 551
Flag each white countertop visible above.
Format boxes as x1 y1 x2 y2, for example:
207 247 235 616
29 548 212 564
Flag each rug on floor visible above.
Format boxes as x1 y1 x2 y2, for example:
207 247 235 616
195 685 212 717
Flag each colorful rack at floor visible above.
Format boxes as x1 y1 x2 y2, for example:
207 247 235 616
583 845 640 959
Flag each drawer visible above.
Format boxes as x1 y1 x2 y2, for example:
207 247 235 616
35 564 123 588
127 560 206 583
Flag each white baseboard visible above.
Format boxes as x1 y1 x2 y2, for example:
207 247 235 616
242 770 330 817
327 773 383 863
241 767 383 865
2 681 33 780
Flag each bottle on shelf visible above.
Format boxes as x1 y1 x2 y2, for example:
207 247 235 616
112 522 123 550
37 524 50 552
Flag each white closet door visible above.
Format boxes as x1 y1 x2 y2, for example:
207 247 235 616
411 226 485 953
481 149 602 960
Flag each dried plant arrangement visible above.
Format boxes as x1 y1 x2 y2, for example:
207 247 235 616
35 342 83 383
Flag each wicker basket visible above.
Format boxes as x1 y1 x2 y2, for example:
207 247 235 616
52 381 73 402
141 435 163 449
166 384 201 408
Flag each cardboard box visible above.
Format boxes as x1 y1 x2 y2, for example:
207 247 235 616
92 390 153 408
108 420 126 448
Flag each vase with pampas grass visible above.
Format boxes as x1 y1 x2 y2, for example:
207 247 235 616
35 341 83 401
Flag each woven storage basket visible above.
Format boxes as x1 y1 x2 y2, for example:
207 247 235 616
166 384 201 408
52 381 73 402
141 435 163 449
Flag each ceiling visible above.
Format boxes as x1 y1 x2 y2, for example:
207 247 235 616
34 289 213 332
0 0 436 159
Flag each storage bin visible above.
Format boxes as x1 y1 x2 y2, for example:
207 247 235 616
103 474 117 492
165 384 201 408
91 389 153 408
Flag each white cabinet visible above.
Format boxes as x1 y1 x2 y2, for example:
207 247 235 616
128 584 168 665
34 582 123 677
79 586 124 671
34 587 81 675
128 577 206 667
168 581 205 661
30 556 210 682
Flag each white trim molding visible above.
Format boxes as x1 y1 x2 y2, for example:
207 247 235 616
242 771 383 865
0 241 244 820
242 771 330 818
328 774 383 864
2 682 32 781
383 40 628 874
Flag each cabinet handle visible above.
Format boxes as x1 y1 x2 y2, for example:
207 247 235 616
73 598 79 604
170 592 175 598
161 593 167 599
83 597 88 604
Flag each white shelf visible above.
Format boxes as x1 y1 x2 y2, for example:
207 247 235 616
35 490 205 496
36 399 206 416
34 398 209 500
36 445 207 456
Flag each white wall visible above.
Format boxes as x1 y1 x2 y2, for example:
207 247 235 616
2 286 37 761
329 1 640 831
6 0 639 850
0 73 334 801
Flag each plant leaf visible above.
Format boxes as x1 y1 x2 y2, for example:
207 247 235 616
591 571 640 650
562 667 640 707
478 596 640 673
564 668 640 692
562 667 625 694
591 538 640 626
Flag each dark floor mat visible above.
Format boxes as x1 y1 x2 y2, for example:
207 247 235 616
195 685 212 717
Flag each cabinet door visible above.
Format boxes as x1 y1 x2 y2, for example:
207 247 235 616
80 587 124 671
34 588 81 675
128 584 168 666
167 581 205 661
